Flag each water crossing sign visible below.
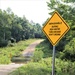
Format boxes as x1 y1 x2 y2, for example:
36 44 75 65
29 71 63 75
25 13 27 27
42 11 70 46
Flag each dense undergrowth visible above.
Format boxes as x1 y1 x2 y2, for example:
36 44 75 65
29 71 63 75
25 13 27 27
10 40 75 75
0 39 36 64
9 58 75 75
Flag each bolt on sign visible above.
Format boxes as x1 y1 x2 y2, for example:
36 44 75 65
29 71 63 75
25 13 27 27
42 11 70 46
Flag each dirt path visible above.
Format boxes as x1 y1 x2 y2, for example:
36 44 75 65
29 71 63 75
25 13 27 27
22 39 43 57
0 39 43 75
0 63 23 75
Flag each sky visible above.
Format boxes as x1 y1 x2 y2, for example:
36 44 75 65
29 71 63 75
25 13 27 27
0 0 50 25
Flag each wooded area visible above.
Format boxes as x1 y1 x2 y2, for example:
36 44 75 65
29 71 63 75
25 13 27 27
45 0 75 62
0 8 42 47
0 0 75 75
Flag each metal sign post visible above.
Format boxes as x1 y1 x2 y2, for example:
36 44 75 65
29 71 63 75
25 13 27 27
52 46 55 75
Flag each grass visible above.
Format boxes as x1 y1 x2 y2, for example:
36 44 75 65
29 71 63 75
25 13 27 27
0 39 37 64
35 40 52 58
9 40 75 75
9 58 75 75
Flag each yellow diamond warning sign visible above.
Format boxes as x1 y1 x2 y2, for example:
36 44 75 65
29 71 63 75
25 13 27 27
42 11 70 46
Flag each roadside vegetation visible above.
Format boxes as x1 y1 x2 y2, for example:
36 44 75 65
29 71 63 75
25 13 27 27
0 39 36 64
9 40 75 75
10 59 75 75
0 5 42 64
0 8 42 47
10 0 75 75
1 0 75 75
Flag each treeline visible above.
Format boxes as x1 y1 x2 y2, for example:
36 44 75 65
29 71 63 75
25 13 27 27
0 8 42 47
45 0 75 62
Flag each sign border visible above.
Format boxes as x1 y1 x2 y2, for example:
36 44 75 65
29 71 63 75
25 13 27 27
42 11 70 46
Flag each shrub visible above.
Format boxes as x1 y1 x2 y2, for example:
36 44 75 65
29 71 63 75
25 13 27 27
0 39 8 47
7 41 16 47
32 50 44 62
9 62 51 75
35 41 52 58
60 38 75 61
10 58 75 75
11 57 30 63
0 56 11 64
10 38 16 43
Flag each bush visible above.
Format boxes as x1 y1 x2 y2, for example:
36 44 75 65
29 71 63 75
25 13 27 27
32 50 44 62
0 39 37 64
59 38 75 61
0 39 8 47
9 61 51 75
0 56 11 64
35 41 52 58
7 41 16 47
10 58 75 75
10 38 16 43
11 57 30 63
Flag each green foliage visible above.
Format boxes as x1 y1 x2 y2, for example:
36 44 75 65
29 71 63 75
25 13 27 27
0 39 36 64
10 58 75 75
0 39 8 47
59 38 75 61
0 56 11 64
10 38 16 43
44 0 75 61
46 0 75 44
0 8 42 47
32 50 44 62
34 23 42 38
63 0 75 2
11 56 30 63
35 38 75 62
35 40 52 58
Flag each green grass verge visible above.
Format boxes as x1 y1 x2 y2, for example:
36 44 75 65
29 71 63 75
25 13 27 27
35 40 52 58
0 39 37 64
9 40 75 75
9 58 75 75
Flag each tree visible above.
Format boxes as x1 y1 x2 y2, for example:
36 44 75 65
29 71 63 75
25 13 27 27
60 38 75 61
47 0 75 60
0 8 42 47
62 0 75 2
33 23 42 38
47 0 75 50
0 9 12 46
